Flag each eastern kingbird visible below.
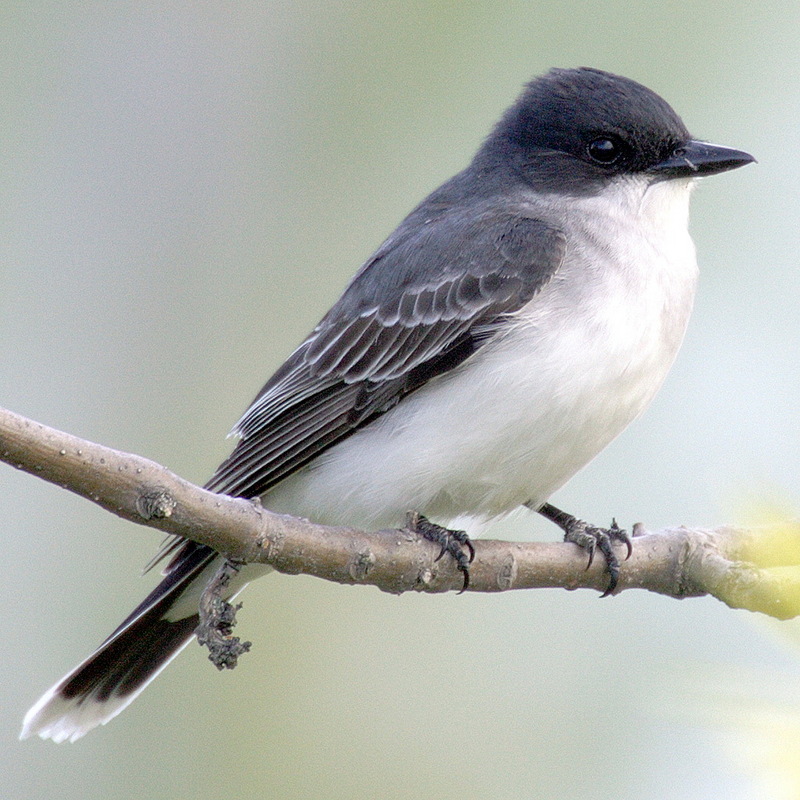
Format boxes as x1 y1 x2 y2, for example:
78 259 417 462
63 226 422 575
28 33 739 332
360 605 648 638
21 67 754 742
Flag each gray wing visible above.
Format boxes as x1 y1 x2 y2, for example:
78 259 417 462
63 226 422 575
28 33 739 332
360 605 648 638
205 207 565 498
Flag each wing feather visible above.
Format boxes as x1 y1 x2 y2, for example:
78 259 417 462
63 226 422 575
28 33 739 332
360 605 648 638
209 208 565 502
211 210 565 501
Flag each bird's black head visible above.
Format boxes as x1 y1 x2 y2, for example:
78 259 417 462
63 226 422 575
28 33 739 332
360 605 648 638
477 67 752 194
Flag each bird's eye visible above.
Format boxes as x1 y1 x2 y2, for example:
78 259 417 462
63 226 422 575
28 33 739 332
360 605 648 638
587 137 622 165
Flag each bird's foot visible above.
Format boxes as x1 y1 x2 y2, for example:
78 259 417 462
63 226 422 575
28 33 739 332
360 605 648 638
537 503 632 597
406 512 475 593
563 518 632 597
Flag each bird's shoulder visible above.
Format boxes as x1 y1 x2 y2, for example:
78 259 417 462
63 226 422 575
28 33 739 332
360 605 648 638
311 186 566 341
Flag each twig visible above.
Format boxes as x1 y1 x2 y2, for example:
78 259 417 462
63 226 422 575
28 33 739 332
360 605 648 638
2 405 800 617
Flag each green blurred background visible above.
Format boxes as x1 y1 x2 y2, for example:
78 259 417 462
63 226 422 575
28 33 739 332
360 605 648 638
3 2 800 798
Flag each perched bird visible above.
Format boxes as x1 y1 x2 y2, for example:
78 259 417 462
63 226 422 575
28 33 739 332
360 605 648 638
21 67 754 742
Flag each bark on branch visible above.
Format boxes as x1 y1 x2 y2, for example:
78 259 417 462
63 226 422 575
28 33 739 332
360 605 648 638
2 404 799 619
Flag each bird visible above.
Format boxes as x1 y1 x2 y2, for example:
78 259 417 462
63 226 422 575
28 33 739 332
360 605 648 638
21 67 754 742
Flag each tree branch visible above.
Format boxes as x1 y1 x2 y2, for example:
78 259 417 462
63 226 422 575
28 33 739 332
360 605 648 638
3 405 799 618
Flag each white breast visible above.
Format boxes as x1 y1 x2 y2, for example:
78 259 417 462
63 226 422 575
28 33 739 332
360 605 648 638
262 176 698 532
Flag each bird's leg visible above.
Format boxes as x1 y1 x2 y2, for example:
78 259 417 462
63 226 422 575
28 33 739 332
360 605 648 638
406 512 475 593
536 502 632 597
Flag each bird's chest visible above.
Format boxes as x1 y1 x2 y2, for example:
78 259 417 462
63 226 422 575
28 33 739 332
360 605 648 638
444 186 700 510
517 198 698 427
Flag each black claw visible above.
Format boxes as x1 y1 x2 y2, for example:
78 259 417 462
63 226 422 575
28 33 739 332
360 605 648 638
465 538 476 564
584 539 596 571
450 529 475 564
609 518 633 560
595 531 614 566
599 564 619 599
457 564 470 594
622 536 633 561
538 504 632 597
408 513 473 592
594 532 619 597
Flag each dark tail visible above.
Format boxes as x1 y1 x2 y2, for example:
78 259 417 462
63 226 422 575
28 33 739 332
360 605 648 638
21 542 220 743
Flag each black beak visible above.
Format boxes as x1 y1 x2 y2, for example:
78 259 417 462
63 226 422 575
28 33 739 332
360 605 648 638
650 140 755 178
